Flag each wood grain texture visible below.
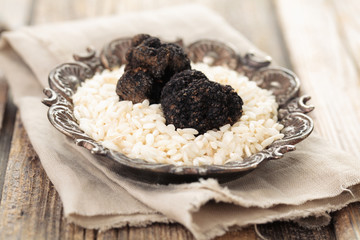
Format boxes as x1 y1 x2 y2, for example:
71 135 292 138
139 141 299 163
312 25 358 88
330 1 360 239
0 76 7 128
333 202 360 240
0 114 63 240
0 80 17 202
258 221 336 240
275 0 360 239
0 115 103 240
275 0 360 156
331 0 360 75
31 0 118 24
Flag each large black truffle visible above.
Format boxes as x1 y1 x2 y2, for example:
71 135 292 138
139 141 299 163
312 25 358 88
161 70 243 134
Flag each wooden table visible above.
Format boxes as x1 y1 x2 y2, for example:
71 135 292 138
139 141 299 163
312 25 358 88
0 0 360 239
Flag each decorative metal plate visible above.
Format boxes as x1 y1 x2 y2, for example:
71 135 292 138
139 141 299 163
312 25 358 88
42 38 314 184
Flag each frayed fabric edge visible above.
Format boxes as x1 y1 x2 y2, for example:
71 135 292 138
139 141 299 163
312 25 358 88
183 186 360 240
66 212 172 231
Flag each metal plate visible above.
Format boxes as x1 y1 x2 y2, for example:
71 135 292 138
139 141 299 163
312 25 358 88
42 38 314 184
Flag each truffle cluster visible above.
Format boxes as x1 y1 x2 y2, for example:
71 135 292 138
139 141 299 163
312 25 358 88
116 34 243 134
116 34 190 103
161 70 243 134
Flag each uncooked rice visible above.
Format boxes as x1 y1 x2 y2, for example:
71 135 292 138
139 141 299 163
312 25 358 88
72 63 284 166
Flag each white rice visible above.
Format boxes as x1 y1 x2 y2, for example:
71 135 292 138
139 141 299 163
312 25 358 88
72 63 284 166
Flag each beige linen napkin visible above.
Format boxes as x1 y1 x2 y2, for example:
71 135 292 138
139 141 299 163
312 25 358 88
1 5 360 240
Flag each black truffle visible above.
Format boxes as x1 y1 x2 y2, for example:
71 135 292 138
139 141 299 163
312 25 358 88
116 68 153 103
130 33 151 47
160 69 207 93
162 43 191 81
161 70 243 134
125 37 169 79
118 35 191 103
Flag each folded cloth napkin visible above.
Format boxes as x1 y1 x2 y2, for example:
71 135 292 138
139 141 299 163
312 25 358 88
1 5 360 240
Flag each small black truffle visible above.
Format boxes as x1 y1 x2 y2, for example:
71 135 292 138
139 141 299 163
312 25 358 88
161 70 243 134
130 33 151 47
116 68 153 103
125 37 170 79
162 43 191 81
118 34 191 103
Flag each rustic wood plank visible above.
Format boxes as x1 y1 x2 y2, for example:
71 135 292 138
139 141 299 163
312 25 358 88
31 1 74 24
258 221 336 240
275 1 360 240
0 76 7 129
333 202 360 240
0 0 35 28
199 0 292 68
214 227 258 240
0 116 99 240
0 115 92 240
0 81 17 202
0 114 61 239
124 223 258 240
31 0 119 24
97 228 119 240
275 0 360 155
62 223 89 240
330 0 360 154
330 1 360 238
127 223 195 240
331 0 360 75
